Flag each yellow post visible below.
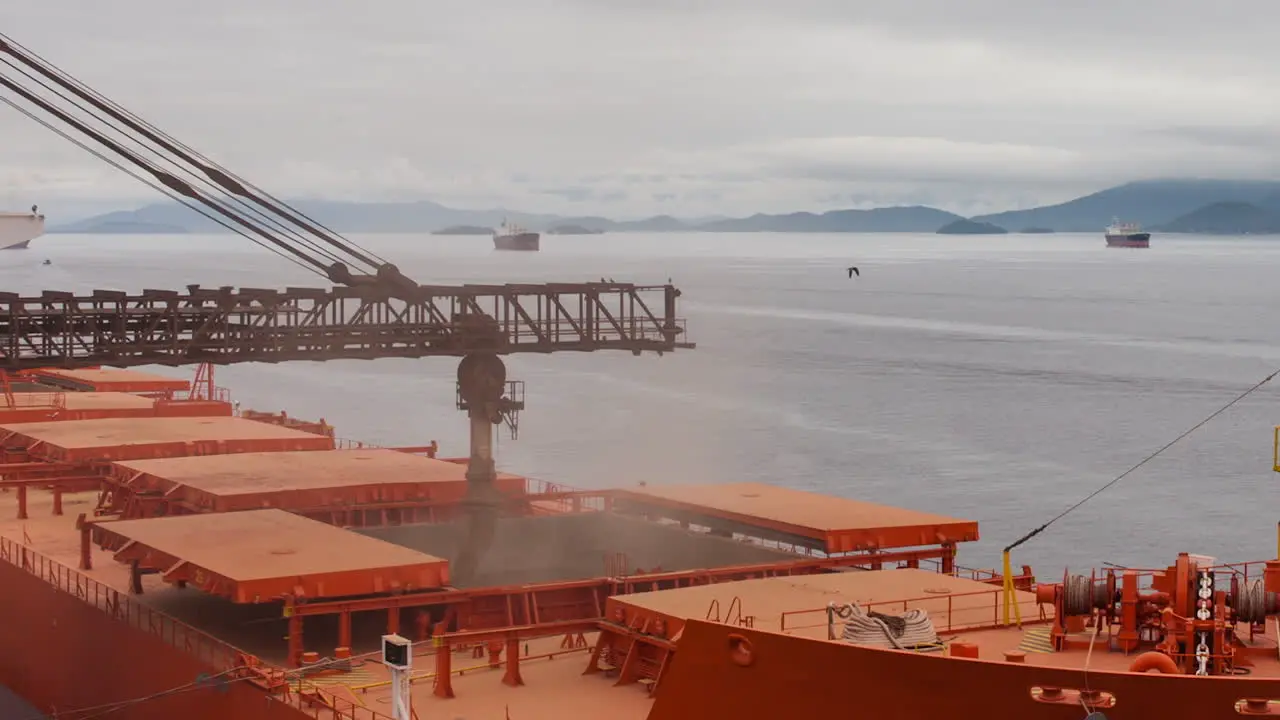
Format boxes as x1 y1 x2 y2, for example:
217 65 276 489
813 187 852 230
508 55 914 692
1002 551 1012 626
1274 427 1280 472
1001 550 1023 627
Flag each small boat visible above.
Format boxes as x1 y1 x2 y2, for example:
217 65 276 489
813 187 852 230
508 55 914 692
493 219 540 252
1105 218 1150 248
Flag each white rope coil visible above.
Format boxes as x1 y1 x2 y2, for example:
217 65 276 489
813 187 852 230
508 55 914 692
828 602 940 650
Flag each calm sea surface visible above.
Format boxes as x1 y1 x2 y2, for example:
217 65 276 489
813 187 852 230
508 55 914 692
7 231 1280 575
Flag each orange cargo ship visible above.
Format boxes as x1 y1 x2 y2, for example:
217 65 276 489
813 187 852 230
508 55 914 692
1 367 1280 720
5 27 1280 720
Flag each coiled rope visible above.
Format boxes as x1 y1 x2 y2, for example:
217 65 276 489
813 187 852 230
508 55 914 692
1236 578 1280 624
828 602 941 651
1062 575 1113 616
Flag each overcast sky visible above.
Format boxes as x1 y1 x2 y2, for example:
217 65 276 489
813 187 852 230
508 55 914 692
3 1 1280 218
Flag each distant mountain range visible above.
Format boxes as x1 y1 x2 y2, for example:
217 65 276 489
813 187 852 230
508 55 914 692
48 178 1280 236
971 179 1280 234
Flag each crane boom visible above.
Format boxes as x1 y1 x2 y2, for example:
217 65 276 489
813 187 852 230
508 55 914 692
0 29 694 585
0 282 690 371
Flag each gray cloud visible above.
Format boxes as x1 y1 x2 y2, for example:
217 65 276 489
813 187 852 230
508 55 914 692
2 0 1279 218
1157 126 1280 150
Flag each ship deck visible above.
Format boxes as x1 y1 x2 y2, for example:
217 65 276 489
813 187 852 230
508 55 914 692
608 565 1280 678
6 488 1280 720
90 509 450 601
4 370 1276 718
610 481 979 553
0 490 653 718
108 448 526 513
30 367 191 394
0 391 232 424
0 415 334 462
609 568 1042 640
52 392 156 411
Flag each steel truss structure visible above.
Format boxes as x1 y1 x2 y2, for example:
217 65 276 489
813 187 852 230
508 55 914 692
0 283 690 371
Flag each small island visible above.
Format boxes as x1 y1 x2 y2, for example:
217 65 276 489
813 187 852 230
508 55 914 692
67 220 188 234
936 219 1008 235
547 224 604 235
1019 226 1055 234
432 225 493 236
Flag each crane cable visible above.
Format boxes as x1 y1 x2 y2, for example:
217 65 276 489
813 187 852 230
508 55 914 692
0 94 324 280
0 31 390 279
0 30 390 268
0 54 354 270
998 367 1280 625
0 60 340 276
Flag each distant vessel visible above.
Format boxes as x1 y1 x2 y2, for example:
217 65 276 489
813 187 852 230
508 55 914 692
0 205 44 250
493 219 540 251
1105 218 1150 248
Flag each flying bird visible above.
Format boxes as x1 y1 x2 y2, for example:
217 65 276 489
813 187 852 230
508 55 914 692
847 266 860 278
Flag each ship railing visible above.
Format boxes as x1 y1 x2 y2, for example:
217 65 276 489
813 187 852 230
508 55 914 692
240 408 335 438
331 437 440 457
522 476 609 513
275 680 396 720
779 586 1049 637
0 390 66 410
921 560 1002 580
0 535 400 720
342 626 596 697
0 535 245 671
1024 561 1272 592
1214 560 1270 586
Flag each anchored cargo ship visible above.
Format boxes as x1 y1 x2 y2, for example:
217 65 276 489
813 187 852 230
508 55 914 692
493 219 540 251
0 205 44 249
1105 218 1151 248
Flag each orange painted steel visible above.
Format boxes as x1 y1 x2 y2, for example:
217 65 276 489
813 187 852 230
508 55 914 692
100 448 528 518
151 399 236 417
1033 553 1273 675
0 415 335 464
428 619 603 699
1129 650 1180 673
585 617 679 695
91 509 451 602
0 534 395 720
0 393 232 424
603 567 1043 664
284 545 957 663
778 584 1045 636
647 619 1280 720
240 408 335 437
30 367 192 395
610 481 979 553
3 475 102 520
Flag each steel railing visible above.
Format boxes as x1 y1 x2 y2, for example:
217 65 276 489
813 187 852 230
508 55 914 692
0 535 396 720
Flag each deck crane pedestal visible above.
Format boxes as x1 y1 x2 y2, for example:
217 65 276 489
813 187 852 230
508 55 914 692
0 31 693 580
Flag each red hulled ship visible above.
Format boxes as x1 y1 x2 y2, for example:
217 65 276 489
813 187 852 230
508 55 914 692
2 29 1276 720
3 365 1280 720
493 220 540 251
1105 218 1151 248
